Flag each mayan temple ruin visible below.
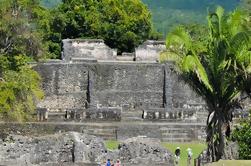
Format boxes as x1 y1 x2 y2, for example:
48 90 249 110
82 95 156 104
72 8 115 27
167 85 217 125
2 0 251 165
0 39 249 166
29 39 209 142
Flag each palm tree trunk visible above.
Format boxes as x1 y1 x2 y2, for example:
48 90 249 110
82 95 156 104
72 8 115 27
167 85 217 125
216 117 225 161
206 110 226 162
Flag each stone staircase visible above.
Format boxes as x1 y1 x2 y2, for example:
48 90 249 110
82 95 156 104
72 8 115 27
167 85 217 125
82 122 205 142
82 124 118 140
0 121 206 142
121 110 143 121
116 56 134 61
160 127 195 142
32 107 208 142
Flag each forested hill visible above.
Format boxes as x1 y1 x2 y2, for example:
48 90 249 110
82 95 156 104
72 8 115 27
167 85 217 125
40 0 61 8
142 0 240 35
40 0 240 35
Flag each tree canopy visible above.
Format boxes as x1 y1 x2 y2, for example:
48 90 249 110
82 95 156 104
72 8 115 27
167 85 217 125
40 0 240 36
0 0 44 121
45 0 152 56
232 110 251 160
161 7 251 161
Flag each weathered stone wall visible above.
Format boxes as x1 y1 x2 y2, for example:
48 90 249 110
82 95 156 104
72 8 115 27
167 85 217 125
90 63 164 109
165 63 206 112
0 132 174 166
34 62 89 112
62 39 117 61
0 122 206 142
34 61 207 122
135 40 166 62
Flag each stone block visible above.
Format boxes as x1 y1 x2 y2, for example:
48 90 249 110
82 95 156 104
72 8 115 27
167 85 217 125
62 39 117 61
85 107 122 121
37 108 48 121
135 40 166 62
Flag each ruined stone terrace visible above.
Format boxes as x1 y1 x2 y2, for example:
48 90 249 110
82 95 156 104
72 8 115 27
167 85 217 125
26 39 210 142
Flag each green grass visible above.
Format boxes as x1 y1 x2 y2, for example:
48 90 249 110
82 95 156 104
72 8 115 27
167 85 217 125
209 160 251 166
104 141 251 166
105 140 206 166
162 142 207 166
105 140 120 150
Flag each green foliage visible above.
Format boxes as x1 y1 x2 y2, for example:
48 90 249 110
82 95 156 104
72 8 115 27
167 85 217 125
40 0 240 36
241 0 251 14
0 59 44 122
40 0 61 8
45 0 152 56
161 7 251 161
142 0 239 35
104 140 120 150
0 0 49 60
232 111 251 159
0 0 44 121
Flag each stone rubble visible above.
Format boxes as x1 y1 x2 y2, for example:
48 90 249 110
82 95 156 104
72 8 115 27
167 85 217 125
0 132 174 166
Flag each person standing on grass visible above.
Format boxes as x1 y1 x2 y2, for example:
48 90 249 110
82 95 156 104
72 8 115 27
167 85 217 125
106 159 111 166
174 147 181 166
114 159 121 166
187 148 193 166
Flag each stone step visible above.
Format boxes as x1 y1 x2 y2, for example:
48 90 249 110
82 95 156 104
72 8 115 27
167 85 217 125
160 127 195 131
83 128 116 134
71 57 97 63
161 132 189 137
47 112 66 121
161 130 191 135
116 56 134 61
121 110 142 114
121 111 143 121
160 125 204 130
121 117 143 122
83 133 116 140
161 137 193 142
84 125 117 129
0 122 205 142
144 119 198 123
84 131 115 138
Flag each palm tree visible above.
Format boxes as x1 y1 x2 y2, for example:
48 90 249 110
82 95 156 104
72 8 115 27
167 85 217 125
161 7 251 161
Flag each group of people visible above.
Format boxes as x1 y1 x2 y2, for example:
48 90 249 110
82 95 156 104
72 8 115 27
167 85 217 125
100 159 121 166
100 147 192 166
174 147 193 166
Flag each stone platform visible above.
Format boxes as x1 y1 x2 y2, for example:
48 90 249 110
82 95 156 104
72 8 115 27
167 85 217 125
0 121 206 142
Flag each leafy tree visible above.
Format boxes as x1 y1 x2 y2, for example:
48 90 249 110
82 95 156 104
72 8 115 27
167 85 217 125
40 0 61 8
46 0 152 56
232 110 251 159
0 0 49 60
0 0 44 121
240 0 251 14
161 7 251 161
142 0 239 35
39 0 240 36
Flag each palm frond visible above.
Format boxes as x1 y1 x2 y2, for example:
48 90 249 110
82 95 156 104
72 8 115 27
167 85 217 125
159 51 181 63
181 55 213 92
208 6 225 39
227 9 244 36
230 32 250 54
166 26 191 52
216 6 224 28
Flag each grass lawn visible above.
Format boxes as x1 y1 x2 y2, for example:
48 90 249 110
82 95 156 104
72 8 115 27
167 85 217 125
209 160 251 166
105 140 206 166
162 142 206 166
105 140 120 150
